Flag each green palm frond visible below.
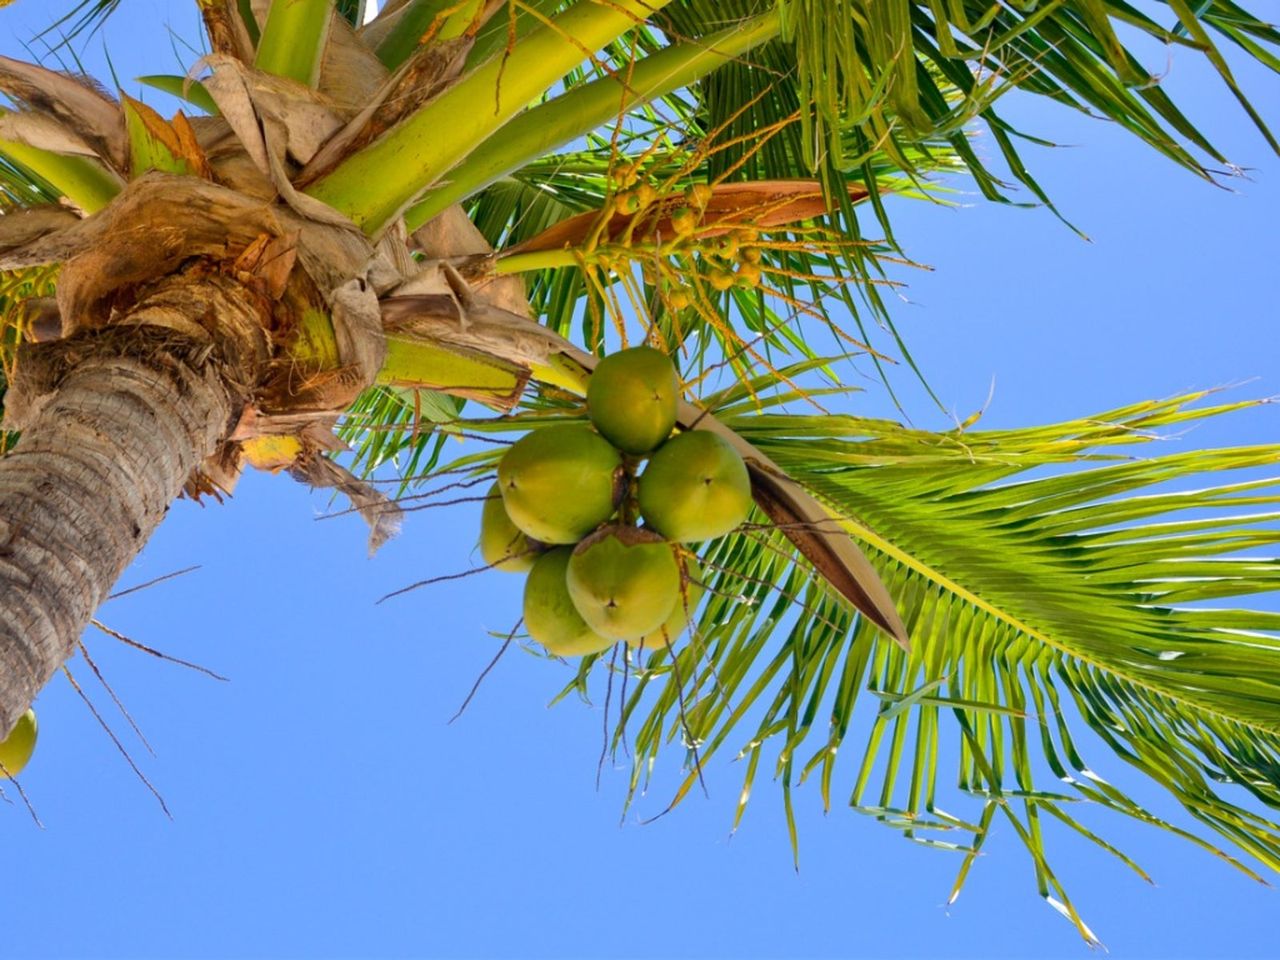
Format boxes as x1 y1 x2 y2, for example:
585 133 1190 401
596 388 1280 941
659 1 1279 227
28 0 122 45
339 386 463 490
368 383 1280 940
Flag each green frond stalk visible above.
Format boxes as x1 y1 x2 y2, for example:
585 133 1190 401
375 0 492 67
464 0 567 68
376 337 529 408
373 0 453 67
236 0 261 44
254 0 334 86
433 0 486 40
488 249 578 275
307 0 676 235
0 137 121 213
404 8 782 231
135 76 219 116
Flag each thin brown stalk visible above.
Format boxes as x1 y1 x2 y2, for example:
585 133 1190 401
62 664 171 819
77 640 155 756
106 565 201 601
90 620 229 682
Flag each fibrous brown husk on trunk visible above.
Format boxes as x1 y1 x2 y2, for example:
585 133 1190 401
0 162 411 733
0 271 270 735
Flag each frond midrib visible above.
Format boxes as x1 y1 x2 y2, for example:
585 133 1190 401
830 508 1280 740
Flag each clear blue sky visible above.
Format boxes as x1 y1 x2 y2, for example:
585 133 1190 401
1 3 1278 957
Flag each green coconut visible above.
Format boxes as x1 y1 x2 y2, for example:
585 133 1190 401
479 482 538 572
498 424 622 544
638 430 752 542
0 709 37 779
524 548 615 656
566 526 681 641
627 557 705 649
586 346 679 455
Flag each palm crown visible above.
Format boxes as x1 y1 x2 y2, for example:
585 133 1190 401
0 0 1278 943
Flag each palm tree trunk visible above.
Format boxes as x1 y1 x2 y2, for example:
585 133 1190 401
0 270 266 736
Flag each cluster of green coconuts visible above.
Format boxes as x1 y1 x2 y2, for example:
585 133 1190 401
478 346 753 656
0 709 37 779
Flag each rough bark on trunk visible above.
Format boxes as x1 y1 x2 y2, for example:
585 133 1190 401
0 270 266 736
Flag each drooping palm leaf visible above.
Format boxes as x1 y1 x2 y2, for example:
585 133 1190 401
363 379 1280 940
661 1 1279 189
587 387 1279 942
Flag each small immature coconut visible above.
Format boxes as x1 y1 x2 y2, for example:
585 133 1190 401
627 557 705 649
567 526 681 641
586 346 679 455
707 269 735 292
479 482 538 573
685 183 713 208
638 431 752 543
524 548 614 656
0 709 37 779
498 424 622 544
735 262 762 288
670 206 698 237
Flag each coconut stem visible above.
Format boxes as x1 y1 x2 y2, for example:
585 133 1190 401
619 454 643 526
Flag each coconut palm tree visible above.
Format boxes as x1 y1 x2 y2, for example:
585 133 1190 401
0 0 1277 941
